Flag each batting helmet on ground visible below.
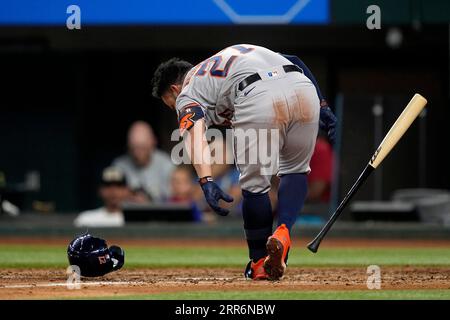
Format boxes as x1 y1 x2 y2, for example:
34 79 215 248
67 233 124 277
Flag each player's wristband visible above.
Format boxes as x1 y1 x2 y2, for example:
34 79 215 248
198 176 213 186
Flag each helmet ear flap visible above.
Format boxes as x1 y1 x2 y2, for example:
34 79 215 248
109 245 125 271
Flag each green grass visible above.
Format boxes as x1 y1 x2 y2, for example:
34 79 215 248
3 244 450 300
1 245 450 268
86 290 450 300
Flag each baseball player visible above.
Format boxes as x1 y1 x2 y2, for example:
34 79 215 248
152 44 336 280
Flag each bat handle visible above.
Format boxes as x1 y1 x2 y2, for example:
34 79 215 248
307 204 342 253
307 164 374 253
307 236 321 253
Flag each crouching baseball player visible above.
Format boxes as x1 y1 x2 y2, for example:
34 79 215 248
151 44 336 280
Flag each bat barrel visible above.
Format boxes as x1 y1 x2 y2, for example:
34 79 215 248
369 94 428 168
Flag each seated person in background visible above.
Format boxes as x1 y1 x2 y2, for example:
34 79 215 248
74 167 130 228
113 121 174 203
207 134 242 215
0 171 20 217
307 132 334 203
167 165 202 222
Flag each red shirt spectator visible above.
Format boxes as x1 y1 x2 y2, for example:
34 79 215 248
307 136 334 202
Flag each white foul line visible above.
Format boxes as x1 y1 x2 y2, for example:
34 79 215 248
0 278 238 289
0 281 145 289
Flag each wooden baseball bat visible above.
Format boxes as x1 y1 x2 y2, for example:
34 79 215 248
307 93 428 253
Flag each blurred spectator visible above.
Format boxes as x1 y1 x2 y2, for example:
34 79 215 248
209 134 242 214
113 121 174 203
307 133 334 203
1 200 20 217
168 165 202 222
0 171 20 217
268 176 280 212
74 167 130 228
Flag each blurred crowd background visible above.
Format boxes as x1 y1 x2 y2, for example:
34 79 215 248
0 0 449 228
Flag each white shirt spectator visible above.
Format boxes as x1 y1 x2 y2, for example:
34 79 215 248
74 207 124 228
113 121 175 202
113 149 174 202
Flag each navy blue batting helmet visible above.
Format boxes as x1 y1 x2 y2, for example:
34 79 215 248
67 233 124 277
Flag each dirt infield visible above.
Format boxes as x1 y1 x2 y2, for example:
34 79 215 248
1 267 450 299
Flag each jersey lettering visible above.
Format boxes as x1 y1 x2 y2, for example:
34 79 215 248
195 45 253 78
196 55 237 78
231 45 254 54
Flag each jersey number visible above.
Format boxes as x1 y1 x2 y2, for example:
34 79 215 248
195 45 253 78
196 55 237 78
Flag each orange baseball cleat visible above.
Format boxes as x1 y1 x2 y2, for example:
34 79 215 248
244 257 269 280
264 224 291 280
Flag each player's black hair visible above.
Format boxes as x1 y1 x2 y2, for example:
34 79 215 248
151 58 193 99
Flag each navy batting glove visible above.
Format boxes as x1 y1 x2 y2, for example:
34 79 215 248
319 100 337 145
199 176 234 216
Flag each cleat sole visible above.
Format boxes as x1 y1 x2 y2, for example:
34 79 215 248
264 237 286 280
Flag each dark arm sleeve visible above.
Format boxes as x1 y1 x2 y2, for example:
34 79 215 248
281 54 325 102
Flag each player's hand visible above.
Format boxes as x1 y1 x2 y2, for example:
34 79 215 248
319 100 337 145
199 176 234 216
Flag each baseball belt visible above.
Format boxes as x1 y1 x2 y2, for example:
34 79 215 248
238 64 304 91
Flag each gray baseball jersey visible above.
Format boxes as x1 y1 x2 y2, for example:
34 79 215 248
176 44 320 193
177 44 294 127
